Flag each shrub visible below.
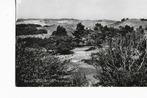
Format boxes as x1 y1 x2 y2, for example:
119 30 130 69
52 25 67 36
140 18 147 21
16 37 48 48
16 36 74 55
94 23 103 31
73 23 86 39
91 23 119 47
90 28 147 86
16 24 47 36
121 18 129 22
45 36 74 54
16 42 84 86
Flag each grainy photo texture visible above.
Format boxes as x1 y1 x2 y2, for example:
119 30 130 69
16 0 147 87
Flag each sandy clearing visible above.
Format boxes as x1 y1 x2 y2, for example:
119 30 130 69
57 46 99 86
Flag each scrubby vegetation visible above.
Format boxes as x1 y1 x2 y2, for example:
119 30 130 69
52 25 68 36
16 40 88 86
16 20 147 87
140 18 147 21
16 24 89 86
16 24 47 36
87 24 147 86
45 36 74 54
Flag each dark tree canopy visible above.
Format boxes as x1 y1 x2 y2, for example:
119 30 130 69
52 25 67 36
121 18 129 22
76 23 85 31
16 24 47 36
119 25 134 36
94 23 102 31
73 23 85 39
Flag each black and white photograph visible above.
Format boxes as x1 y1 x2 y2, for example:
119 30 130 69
16 0 147 87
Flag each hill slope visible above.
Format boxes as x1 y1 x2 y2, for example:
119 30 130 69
111 19 147 29
16 18 147 38
16 18 116 38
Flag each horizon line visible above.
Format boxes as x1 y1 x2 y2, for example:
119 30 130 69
16 17 147 21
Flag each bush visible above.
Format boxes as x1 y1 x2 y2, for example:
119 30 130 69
93 48 147 86
90 28 147 86
90 23 119 47
16 37 48 48
16 42 86 86
45 36 74 54
16 35 74 55
52 25 67 36
73 23 86 39
140 18 147 21
16 24 47 36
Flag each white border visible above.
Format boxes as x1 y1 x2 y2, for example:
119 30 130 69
0 0 147 98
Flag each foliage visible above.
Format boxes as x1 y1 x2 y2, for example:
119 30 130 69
121 18 129 22
16 42 87 86
52 25 67 36
16 37 48 48
45 36 74 54
94 23 103 31
17 35 74 55
16 24 47 36
90 27 147 86
140 18 147 21
73 23 86 39
16 19 147 87
90 23 119 47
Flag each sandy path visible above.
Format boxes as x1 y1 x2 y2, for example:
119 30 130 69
57 46 99 86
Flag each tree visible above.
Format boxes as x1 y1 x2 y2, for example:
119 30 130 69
94 23 102 31
73 23 85 39
52 25 67 36
138 26 144 34
121 18 129 22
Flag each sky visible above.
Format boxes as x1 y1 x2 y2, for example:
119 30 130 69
16 0 147 20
